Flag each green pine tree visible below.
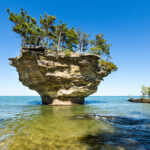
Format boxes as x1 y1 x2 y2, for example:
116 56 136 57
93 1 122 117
65 27 78 51
89 34 111 57
53 21 68 51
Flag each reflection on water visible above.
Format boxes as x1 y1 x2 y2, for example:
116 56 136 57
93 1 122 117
0 96 150 149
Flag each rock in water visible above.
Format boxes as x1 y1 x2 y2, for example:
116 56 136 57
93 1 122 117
9 48 110 105
128 98 150 103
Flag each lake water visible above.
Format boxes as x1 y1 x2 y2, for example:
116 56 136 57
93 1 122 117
0 96 150 150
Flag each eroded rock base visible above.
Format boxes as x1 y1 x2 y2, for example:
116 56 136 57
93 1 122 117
41 96 53 105
41 96 84 105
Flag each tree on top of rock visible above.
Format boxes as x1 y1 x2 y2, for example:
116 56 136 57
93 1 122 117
7 8 118 73
89 34 111 57
76 28 90 52
65 27 78 51
40 13 56 47
7 8 44 47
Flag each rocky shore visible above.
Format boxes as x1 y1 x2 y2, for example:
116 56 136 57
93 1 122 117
9 47 111 105
128 98 150 103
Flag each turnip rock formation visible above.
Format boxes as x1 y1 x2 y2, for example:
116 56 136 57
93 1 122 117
9 47 113 105
7 9 117 105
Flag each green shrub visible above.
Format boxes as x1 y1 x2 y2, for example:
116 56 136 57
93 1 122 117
64 49 71 56
99 59 117 72
141 85 150 99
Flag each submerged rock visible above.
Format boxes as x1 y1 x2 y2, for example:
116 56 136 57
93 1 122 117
9 48 111 105
128 98 150 103
72 114 116 120
72 114 150 125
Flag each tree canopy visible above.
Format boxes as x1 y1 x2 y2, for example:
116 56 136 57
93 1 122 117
7 8 117 72
141 85 150 99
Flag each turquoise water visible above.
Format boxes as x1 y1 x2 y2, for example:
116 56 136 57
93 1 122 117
0 96 150 149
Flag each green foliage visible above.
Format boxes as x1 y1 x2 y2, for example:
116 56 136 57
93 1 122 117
141 86 150 99
99 59 118 72
147 87 150 99
40 13 56 47
82 32 90 52
7 8 41 46
76 28 89 52
53 21 68 51
89 34 111 57
7 8 111 56
65 27 78 51
40 13 56 36
141 85 148 98
64 49 71 56
7 8 117 73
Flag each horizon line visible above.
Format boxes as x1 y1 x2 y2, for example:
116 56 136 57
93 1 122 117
0 95 141 97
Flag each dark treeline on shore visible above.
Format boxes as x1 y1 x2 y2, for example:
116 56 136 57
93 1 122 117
7 8 117 72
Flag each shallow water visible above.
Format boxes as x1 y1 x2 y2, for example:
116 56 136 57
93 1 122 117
0 96 150 150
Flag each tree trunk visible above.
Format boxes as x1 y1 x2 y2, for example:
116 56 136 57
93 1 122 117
21 36 25 47
77 38 81 52
37 37 41 46
57 31 62 51
81 38 83 53
77 43 79 52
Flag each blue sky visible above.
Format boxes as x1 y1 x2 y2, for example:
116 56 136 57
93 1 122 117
0 0 150 96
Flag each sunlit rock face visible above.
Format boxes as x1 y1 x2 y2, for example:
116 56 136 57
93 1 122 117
9 48 110 105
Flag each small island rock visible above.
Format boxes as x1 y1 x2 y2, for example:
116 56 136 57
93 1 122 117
9 48 111 105
128 98 150 103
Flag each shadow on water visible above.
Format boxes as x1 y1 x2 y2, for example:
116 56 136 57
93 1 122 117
79 115 150 150
28 101 42 105
28 99 106 105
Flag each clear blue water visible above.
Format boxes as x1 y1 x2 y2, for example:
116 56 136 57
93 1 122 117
0 96 150 149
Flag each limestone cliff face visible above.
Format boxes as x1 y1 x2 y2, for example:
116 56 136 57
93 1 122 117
9 48 110 105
